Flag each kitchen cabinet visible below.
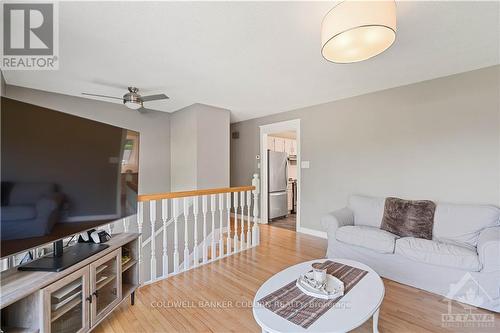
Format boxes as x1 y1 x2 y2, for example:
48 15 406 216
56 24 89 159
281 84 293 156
274 138 285 152
267 137 275 151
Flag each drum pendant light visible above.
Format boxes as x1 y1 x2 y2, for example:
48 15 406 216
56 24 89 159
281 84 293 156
321 1 397 63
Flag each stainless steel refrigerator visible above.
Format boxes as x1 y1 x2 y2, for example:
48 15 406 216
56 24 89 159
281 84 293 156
268 150 288 220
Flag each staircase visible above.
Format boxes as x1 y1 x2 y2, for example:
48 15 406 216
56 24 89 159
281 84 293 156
130 174 260 285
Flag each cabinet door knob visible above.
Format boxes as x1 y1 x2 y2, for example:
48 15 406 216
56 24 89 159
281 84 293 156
86 295 92 304
93 290 99 298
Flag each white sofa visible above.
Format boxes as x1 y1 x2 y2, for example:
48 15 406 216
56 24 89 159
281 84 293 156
322 195 500 312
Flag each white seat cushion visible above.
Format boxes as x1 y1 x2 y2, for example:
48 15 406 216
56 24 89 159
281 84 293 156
433 203 500 247
336 225 398 254
395 237 481 271
1 205 37 221
348 195 385 228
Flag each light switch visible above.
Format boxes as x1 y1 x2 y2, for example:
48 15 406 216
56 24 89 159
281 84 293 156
301 161 310 169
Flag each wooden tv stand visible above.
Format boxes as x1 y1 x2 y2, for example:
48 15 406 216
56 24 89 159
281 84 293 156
0 233 140 333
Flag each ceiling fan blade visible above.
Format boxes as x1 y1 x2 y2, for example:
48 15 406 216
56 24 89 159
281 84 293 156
81 92 123 100
91 79 128 90
140 94 169 102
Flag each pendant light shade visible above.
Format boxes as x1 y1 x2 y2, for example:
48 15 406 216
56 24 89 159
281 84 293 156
321 1 397 63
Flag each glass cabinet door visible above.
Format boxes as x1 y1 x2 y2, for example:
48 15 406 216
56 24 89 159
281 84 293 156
90 249 121 325
43 267 90 333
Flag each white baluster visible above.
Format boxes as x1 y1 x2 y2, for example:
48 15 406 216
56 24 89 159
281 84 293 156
233 192 239 251
183 197 190 271
226 192 232 255
252 173 260 246
218 193 224 258
173 198 180 274
202 196 208 264
150 200 157 281
246 190 252 249
193 197 199 267
240 191 246 251
137 201 144 283
161 199 169 277
123 216 130 232
210 194 216 260
1 258 9 271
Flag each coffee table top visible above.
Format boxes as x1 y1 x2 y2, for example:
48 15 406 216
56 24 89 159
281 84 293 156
252 259 384 333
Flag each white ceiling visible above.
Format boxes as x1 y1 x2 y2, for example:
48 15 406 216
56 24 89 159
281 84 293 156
3 1 499 122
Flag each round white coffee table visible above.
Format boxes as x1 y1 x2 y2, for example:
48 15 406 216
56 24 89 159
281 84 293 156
253 259 384 333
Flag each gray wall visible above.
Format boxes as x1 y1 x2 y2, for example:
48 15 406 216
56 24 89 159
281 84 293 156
196 104 230 189
231 65 500 233
4 85 171 195
170 106 198 191
170 103 230 191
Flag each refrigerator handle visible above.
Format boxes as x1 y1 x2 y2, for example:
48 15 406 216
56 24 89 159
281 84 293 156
286 157 289 185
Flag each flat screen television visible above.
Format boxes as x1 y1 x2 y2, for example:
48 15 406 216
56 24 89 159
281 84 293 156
1 97 139 270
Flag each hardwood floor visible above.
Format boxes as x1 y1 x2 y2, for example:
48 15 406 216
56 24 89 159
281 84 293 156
268 214 297 231
95 225 499 333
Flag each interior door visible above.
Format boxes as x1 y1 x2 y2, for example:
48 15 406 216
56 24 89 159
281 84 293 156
42 266 90 333
89 249 121 327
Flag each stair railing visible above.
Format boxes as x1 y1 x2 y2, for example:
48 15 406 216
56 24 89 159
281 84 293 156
136 174 260 284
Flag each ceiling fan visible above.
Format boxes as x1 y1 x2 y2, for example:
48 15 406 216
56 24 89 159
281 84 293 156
82 87 169 111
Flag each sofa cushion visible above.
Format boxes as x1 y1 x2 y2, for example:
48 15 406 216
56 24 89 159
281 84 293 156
348 195 385 228
433 203 500 247
395 237 481 271
336 225 398 253
9 183 55 205
381 197 436 240
1 205 37 221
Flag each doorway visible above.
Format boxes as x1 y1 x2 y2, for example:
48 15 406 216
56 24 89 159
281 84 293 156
259 119 301 232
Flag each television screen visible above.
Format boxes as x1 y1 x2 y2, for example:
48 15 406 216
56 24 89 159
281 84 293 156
1 98 139 257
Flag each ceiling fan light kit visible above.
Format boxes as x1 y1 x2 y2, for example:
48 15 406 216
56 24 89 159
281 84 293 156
321 0 397 63
82 86 169 112
123 87 144 110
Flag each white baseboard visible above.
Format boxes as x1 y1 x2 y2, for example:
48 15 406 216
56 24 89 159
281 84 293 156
296 227 327 239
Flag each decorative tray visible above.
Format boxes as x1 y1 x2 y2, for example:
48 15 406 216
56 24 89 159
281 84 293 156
296 271 345 300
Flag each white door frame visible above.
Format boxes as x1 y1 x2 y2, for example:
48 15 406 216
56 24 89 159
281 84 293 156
259 119 301 231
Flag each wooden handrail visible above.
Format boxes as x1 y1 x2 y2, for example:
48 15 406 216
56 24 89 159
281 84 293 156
137 186 256 202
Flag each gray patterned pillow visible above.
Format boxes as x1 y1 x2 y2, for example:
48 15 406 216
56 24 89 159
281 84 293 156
381 197 436 240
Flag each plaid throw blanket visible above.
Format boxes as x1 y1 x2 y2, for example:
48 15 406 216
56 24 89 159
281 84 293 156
257 261 368 329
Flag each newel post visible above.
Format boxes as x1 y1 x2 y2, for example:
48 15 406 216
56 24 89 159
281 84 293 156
252 173 260 246
137 201 144 284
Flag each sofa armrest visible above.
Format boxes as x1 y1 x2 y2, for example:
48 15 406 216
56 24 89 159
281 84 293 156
35 193 63 217
321 207 354 238
477 226 500 273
